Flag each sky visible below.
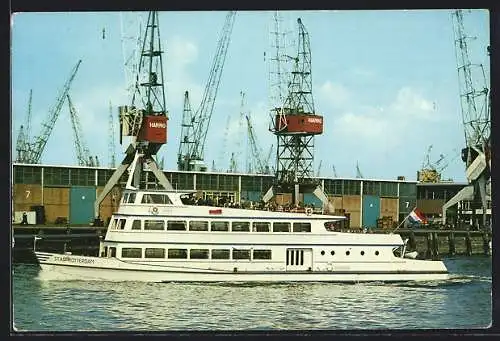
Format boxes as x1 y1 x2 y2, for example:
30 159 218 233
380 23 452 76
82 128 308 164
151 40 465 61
11 9 490 182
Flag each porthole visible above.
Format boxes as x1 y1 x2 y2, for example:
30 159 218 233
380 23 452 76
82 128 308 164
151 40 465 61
321 250 325 255
346 250 350 256
331 251 335 256
361 251 365 256
375 251 379 256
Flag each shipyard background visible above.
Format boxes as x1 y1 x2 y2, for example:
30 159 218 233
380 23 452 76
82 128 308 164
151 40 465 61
11 9 491 261
11 162 490 230
10 9 493 333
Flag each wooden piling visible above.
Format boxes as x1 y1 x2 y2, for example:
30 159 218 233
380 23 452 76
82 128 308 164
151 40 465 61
425 233 432 259
465 232 473 256
409 231 416 250
482 231 490 255
448 231 456 256
432 232 439 260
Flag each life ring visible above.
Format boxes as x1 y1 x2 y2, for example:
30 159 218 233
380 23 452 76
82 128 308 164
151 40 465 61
151 206 159 215
305 207 313 216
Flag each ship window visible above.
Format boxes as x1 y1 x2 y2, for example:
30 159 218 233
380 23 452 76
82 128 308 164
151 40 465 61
119 219 126 230
231 221 250 232
211 249 230 259
331 251 335 256
252 222 270 232
293 222 311 232
128 193 136 203
111 218 118 229
233 249 251 260
189 221 209 231
145 248 165 258
131 220 142 230
273 222 291 232
145 220 165 230
190 249 209 259
141 193 173 205
211 221 229 232
253 250 272 260
122 193 129 203
121 248 142 258
321 250 325 255
167 220 186 231
346 251 350 256
324 221 337 231
168 249 188 259
375 251 379 256
109 247 116 257
361 251 365 256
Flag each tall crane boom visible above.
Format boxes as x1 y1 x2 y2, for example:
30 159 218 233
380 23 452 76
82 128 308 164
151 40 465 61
449 9 490 229
15 89 33 163
15 125 26 162
67 94 93 166
25 89 33 146
245 114 269 174
95 11 173 222
177 11 236 171
108 100 116 168
452 10 490 151
177 91 198 169
27 59 82 164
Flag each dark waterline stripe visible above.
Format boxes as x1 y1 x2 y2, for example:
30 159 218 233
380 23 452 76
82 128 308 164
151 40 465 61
38 262 448 275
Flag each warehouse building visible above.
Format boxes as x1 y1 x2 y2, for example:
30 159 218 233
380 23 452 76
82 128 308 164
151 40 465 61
13 163 419 229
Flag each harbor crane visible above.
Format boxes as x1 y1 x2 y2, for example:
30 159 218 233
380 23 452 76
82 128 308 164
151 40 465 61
177 11 236 172
67 94 96 167
263 18 329 209
332 164 338 178
15 89 33 163
94 11 173 223
356 161 364 179
17 60 81 164
443 10 491 228
316 160 322 177
108 100 116 168
245 114 272 174
418 145 459 183
216 115 231 172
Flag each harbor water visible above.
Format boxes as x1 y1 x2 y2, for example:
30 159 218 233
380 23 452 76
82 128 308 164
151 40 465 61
12 256 491 332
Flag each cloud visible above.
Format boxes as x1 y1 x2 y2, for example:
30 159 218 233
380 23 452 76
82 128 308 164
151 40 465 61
164 35 203 110
317 81 351 109
350 67 376 79
314 84 444 178
328 86 438 144
388 86 437 121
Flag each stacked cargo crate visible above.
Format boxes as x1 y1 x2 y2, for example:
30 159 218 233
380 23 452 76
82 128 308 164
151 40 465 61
376 216 394 229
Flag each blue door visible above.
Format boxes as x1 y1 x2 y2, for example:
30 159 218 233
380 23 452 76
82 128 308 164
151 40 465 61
362 195 380 228
70 187 96 225
303 193 323 208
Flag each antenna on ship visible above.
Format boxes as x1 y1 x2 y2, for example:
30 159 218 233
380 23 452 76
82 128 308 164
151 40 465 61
94 11 173 223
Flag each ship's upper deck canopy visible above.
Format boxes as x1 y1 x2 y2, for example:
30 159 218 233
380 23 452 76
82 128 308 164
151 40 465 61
121 189 196 206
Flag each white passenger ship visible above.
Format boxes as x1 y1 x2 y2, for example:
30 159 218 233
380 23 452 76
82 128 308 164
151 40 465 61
35 189 449 282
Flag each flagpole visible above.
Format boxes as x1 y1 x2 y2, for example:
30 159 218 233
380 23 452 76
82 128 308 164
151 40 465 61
391 206 417 234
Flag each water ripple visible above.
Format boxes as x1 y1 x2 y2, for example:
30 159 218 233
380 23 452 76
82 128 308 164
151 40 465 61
12 257 492 331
